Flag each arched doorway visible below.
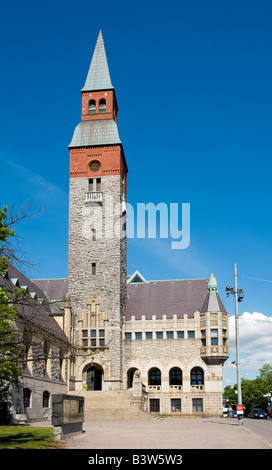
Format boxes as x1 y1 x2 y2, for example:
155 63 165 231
127 368 138 388
86 364 103 391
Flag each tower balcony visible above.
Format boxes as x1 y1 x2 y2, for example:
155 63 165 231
200 345 229 364
85 191 103 203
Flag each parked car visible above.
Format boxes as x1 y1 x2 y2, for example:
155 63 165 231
247 408 268 419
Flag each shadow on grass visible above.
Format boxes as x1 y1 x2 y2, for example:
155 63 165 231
0 427 62 449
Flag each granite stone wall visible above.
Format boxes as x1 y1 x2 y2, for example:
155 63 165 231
68 175 126 387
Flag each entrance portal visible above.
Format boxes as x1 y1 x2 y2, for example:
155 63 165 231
127 368 138 389
86 364 103 391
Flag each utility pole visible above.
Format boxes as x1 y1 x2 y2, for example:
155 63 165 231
226 263 244 426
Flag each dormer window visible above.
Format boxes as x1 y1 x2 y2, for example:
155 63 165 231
99 99 106 113
89 100 96 114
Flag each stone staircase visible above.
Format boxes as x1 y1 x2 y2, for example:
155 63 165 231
68 389 154 421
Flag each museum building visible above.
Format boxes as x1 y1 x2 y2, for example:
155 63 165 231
0 31 229 422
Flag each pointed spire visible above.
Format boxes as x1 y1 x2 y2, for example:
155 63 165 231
207 273 218 292
200 273 227 314
81 30 114 92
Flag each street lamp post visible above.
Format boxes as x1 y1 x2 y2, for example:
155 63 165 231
226 263 244 426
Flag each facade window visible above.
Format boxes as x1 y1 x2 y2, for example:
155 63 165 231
23 388 31 408
167 331 173 339
171 398 181 412
43 391 50 408
211 329 218 346
135 332 142 340
169 367 182 386
22 326 32 370
92 229 96 241
43 339 49 376
188 331 195 339
125 332 131 341
89 161 101 172
191 367 204 386
222 329 227 346
89 178 101 192
148 368 161 386
99 329 105 346
146 332 152 340
92 263 96 275
99 99 106 113
192 398 203 412
59 349 64 380
177 331 184 339
156 331 163 339
89 99 96 114
149 398 160 412
91 329 96 347
201 330 206 346
82 329 106 347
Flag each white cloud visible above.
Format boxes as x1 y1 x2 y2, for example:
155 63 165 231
6 160 68 206
229 312 272 371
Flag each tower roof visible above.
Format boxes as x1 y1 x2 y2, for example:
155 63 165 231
207 273 218 292
68 119 121 148
200 273 227 314
81 30 114 92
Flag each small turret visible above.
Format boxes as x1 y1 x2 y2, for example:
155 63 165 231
200 274 229 364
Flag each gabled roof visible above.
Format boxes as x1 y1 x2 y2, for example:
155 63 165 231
81 30 114 92
127 270 148 284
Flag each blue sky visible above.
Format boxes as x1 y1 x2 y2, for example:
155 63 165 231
1 0 272 385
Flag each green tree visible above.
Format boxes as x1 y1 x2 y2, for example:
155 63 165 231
0 205 37 380
224 364 272 414
259 364 272 393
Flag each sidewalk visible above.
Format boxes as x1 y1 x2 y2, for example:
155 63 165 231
61 418 270 449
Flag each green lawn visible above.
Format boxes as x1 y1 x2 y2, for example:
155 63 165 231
0 426 63 449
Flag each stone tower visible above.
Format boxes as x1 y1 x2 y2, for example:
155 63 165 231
68 31 128 391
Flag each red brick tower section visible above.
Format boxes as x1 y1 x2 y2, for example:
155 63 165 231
69 32 127 195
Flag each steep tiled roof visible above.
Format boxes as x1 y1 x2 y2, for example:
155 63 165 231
1 265 68 343
81 30 114 92
200 291 227 314
31 275 227 320
31 278 68 300
125 278 210 320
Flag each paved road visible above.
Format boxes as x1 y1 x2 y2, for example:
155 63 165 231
62 417 271 449
243 417 272 448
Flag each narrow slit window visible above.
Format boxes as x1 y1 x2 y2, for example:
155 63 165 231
92 263 96 275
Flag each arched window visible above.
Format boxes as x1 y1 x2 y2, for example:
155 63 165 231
169 367 182 386
99 99 106 113
148 368 161 386
190 367 204 385
89 100 96 114
43 391 50 408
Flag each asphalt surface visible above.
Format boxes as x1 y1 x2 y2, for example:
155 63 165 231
59 417 271 449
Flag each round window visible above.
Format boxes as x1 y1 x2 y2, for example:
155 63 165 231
89 161 101 172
